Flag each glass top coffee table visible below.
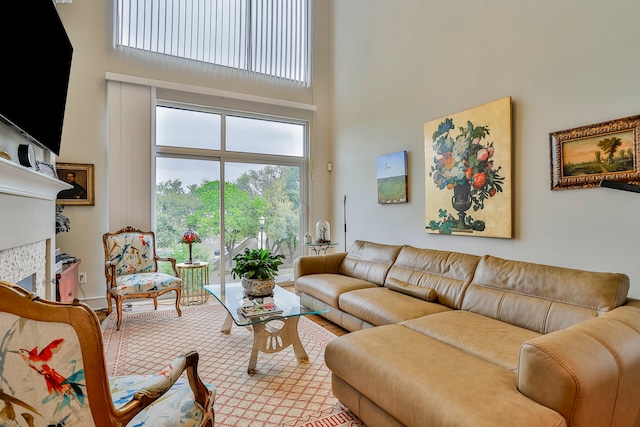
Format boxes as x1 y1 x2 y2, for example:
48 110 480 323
204 283 329 374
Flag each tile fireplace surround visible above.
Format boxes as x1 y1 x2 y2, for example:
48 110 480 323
0 157 71 299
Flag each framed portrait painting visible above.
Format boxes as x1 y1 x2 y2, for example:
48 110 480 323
424 96 513 238
550 114 640 190
56 163 95 206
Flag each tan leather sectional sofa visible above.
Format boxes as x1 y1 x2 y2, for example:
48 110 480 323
293 240 640 427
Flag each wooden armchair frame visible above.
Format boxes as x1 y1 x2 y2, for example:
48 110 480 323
103 226 183 330
0 281 214 426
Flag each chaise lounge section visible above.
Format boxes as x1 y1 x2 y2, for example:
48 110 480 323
294 240 640 427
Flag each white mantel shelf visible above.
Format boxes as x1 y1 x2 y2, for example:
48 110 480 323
0 157 71 200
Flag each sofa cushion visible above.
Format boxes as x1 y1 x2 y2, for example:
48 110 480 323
402 311 541 370
462 255 631 333
295 273 377 307
387 277 437 301
325 324 566 427
338 240 403 286
385 245 480 309
338 287 451 326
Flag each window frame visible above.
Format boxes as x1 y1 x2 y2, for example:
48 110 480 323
152 99 309 277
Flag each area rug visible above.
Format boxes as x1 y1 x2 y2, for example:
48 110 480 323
101 303 364 427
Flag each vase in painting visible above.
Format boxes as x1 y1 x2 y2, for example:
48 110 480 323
451 181 472 230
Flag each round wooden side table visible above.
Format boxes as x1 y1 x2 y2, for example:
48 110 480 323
177 262 210 306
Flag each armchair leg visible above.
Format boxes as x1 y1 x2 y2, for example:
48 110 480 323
184 351 214 426
106 292 112 315
175 288 183 317
200 411 215 427
116 298 124 331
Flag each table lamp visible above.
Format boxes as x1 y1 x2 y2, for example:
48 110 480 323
180 229 202 264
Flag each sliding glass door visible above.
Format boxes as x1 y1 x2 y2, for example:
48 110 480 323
154 104 306 286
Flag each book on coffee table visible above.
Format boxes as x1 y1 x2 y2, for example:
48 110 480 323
238 302 283 318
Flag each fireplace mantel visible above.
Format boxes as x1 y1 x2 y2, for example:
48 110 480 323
0 157 71 299
0 157 71 202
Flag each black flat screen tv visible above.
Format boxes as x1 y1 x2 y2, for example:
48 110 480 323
0 0 73 156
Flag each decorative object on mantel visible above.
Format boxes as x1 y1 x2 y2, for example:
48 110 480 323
424 96 513 238
550 114 640 190
376 150 408 204
56 205 71 234
315 220 331 243
180 229 202 264
17 144 36 168
36 160 57 178
231 248 285 297
56 162 95 206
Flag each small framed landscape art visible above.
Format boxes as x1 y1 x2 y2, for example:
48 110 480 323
56 162 95 206
377 150 408 204
424 96 513 238
550 114 640 190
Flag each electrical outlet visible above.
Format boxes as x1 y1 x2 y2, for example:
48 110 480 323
79 272 87 284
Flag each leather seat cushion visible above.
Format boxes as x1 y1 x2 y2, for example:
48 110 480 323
325 324 565 427
295 273 377 306
338 287 451 326
402 310 541 370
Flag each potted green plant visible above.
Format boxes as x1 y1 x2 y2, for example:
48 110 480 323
231 248 286 296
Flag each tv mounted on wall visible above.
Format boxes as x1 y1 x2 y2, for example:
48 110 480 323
0 0 73 156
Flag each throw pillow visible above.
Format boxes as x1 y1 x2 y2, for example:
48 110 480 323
387 277 437 302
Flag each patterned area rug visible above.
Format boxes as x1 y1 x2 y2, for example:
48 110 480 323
101 303 364 427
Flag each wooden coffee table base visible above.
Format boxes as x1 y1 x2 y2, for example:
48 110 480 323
221 313 309 374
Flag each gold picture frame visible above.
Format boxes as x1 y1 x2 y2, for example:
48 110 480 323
56 162 95 206
550 115 640 190
424 96 513 238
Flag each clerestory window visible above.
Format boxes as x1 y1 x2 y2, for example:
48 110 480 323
115 0 312 86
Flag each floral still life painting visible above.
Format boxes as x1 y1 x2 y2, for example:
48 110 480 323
424 97 512 238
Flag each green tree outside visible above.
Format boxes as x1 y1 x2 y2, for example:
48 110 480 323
155 165 300 276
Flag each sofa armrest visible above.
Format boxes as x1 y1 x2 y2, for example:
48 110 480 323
293 252 347 278
518 306 640 427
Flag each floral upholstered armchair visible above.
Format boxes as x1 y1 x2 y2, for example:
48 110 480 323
0 281 215 426
103 226 183 330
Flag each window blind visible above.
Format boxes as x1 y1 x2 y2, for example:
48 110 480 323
115 0 311 86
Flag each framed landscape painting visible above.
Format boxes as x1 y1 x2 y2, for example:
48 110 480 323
377 150 408 204
550 115 640 190
424 96 513 238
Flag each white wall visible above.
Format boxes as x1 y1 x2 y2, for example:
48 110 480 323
54 0 333 308
47 0 640 306
330 1 640 298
